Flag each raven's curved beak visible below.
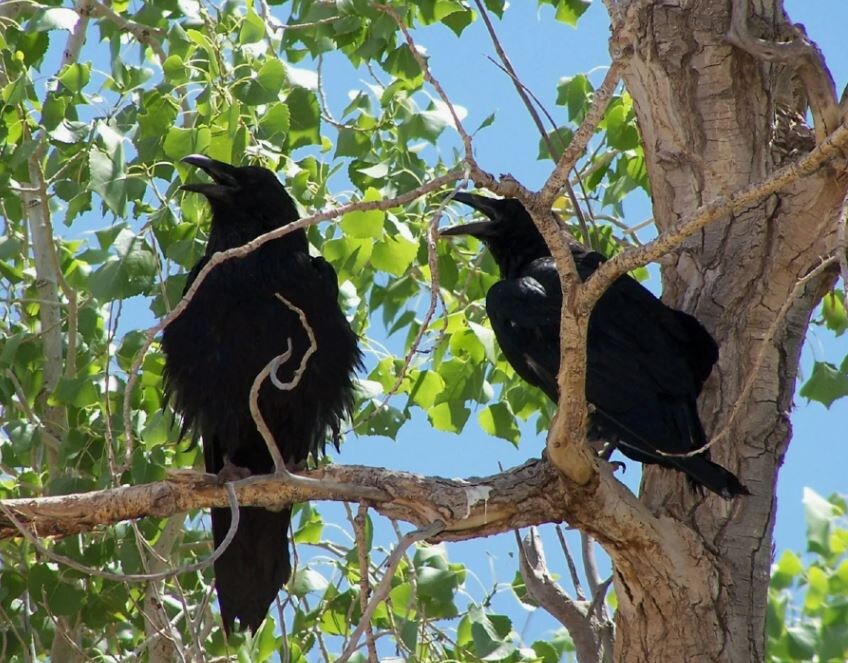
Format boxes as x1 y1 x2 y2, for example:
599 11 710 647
180 154 240 197
439 191 498 239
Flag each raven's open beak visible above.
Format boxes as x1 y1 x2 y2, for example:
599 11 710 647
180 154 240 197
439 191 498 239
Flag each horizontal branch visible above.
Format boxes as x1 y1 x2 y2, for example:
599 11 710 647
0 459 697 573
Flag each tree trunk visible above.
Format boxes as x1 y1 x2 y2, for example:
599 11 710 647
608 1 845 660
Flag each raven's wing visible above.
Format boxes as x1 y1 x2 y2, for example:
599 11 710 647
584 268 715 457
485 257 561 402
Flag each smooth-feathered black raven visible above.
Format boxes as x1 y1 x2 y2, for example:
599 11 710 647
162 155 362 633
440 192 747 498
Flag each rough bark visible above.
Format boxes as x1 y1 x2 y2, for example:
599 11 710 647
606 1 846 661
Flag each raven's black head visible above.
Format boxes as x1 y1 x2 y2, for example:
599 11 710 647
440 192 550 278
181 155 302 245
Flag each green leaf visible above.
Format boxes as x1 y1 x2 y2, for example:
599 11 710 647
239 9 266 44
786 624 818 659
800 359 848 408
88 146 128 216
804 488 841 556
538 126 574 161
164 126 212 160
428 401 470 433
556 74 594 122
290 569 329 597
383 45 422 82
340 188 385 238
468 607 515 660
28 7 80 32
772 550 804 589
822 291 848 336
258 102 291 141
49 375 99 408
371 234 418 275
408 370 446 410
478 403 520 443
543 0 592 27
286 87 321 149
57 63 90 93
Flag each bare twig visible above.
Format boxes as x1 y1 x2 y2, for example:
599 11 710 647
87 0 167 61
706 255 838 454
247 292 318 473
337 520 445 663
540 62 622 206
518 528 610 663
579 120 848 309
581 532 602 600
370 177 462 412
555 525 586 600
354 503 378 663
838 191 848 312
374 4 473 161
474 0 591 245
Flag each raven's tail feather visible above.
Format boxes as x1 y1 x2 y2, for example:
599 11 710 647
673 455 750 499
211 505 292 634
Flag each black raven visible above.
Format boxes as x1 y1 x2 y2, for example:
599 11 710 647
161 155 362 633
440 192 747 498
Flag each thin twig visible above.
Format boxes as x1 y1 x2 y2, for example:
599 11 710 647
475 1 592 245
703 255 839 455
556 525 585 601
354 503 378 663
581 532 602 600
540 62 622 205
374 3 474 161
337 520 445 663
578 120 848 311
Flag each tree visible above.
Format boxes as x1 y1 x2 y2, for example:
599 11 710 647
0 0 846 661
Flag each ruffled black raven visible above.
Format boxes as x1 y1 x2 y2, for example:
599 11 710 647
441 192 747 498
162 155 362 633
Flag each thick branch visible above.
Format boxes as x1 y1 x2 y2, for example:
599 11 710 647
0 458 710 593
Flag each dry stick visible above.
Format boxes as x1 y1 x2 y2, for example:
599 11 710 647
87 0 167 61
555 524 586 601
354 503 378 663
0 484 240 583
696 255 839 456
372 178 463 412
474 0 591 246
518 528 605 663
726 0 840 143
540 62 622 206
373 4 473 161
240 293 383 502
580 532 602 600
247 291 319 473
122 170 462 468
337 521 445 663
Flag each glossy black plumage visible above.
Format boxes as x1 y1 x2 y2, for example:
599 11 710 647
161 155 362 633
441 192 747 498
